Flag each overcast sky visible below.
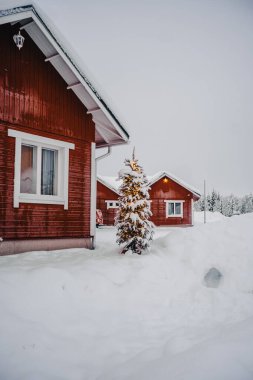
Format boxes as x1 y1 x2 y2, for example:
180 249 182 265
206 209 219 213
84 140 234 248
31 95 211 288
1 0 253 195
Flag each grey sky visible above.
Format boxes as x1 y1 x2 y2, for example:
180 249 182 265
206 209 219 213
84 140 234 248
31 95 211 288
1 0 253 195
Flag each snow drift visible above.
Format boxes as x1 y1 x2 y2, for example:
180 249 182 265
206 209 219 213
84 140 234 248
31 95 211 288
0 213 253 380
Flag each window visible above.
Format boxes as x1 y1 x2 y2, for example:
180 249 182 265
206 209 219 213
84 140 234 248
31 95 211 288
105 200 119 209
8 129 75 209
165 200 184 217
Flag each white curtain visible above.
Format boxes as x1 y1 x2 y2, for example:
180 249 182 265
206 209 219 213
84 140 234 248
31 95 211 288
20 145 37 194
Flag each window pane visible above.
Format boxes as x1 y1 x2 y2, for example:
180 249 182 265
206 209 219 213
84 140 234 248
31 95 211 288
175 202 182 215
41 149 58 195
168 203 174 215
20 145 37 194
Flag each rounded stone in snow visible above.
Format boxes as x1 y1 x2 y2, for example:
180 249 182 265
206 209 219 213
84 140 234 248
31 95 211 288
204 267 223 288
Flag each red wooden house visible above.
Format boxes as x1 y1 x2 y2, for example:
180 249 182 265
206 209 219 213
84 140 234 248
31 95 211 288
97 172 201 226
148 171 201 226
0 5 129 254
97 176 120 226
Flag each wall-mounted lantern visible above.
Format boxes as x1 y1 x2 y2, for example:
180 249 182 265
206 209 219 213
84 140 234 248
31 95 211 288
13 30 25 50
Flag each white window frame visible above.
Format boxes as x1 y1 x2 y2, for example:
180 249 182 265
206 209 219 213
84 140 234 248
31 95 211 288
8 129 75 210
164 200 185 218
105 200 119 209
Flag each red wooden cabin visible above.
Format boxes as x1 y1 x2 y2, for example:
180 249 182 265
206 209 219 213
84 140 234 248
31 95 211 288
97 176 119 226
148 171 201 226
97 172 201 226
0 5 129 254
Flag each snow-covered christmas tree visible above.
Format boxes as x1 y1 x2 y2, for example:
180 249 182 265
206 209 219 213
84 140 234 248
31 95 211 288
116 150 154 254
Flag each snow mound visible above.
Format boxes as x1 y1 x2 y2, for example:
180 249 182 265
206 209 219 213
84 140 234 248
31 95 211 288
194 210 227 223
0 214 253 379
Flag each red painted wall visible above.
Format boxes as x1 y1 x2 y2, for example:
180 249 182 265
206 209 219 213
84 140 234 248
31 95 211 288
149 177 193 226
97 181 119 226
0 24 95 240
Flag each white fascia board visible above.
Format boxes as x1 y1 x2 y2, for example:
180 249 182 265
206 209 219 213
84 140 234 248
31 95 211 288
96 139 129 149
95 124 110 144
29 15 129 143
95 120 124 140
0 9 34 25
148 172 165 186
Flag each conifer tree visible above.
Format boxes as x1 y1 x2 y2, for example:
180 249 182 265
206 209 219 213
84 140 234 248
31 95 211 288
116 150 154 254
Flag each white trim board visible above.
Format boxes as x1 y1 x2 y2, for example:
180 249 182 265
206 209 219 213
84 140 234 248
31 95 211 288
8 129 75 150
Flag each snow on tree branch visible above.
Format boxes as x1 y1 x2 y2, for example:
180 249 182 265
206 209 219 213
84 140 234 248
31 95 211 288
116 153 154 254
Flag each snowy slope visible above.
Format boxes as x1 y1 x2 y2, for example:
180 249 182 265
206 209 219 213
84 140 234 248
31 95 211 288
0 214 253 380
194 210 227 223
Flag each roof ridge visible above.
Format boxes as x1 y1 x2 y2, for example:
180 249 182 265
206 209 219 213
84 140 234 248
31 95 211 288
98 172 201 197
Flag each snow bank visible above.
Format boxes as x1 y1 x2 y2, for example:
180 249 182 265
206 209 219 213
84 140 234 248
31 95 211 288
0 214 253 379
194 210 227 223
110 316 253 380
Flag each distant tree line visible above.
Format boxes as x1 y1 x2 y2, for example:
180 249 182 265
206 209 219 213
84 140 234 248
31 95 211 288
194 190 253 217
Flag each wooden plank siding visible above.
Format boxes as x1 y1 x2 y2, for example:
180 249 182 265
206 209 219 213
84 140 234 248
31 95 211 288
96 181 119 226
0 24 95 240
0 24 94 141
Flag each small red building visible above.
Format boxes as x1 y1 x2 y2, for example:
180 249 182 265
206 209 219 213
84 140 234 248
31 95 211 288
97 172 201 226
148 171 201 226
97 176 120 226
0 6 129 254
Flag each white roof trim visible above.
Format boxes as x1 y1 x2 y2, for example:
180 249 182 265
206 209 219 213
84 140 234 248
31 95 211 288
97 176 120 195
149 171 201 198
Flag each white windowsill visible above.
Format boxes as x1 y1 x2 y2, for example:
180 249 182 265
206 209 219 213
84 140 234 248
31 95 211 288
18 194 65 206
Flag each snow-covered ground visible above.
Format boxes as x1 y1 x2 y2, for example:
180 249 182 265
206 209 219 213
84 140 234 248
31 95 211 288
0 213 253 380
194 210 227 224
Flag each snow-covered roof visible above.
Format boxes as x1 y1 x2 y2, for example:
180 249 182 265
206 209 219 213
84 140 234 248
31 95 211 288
98 171 201 198
97 175 121 195
148 171 201 198
0 5 129 148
